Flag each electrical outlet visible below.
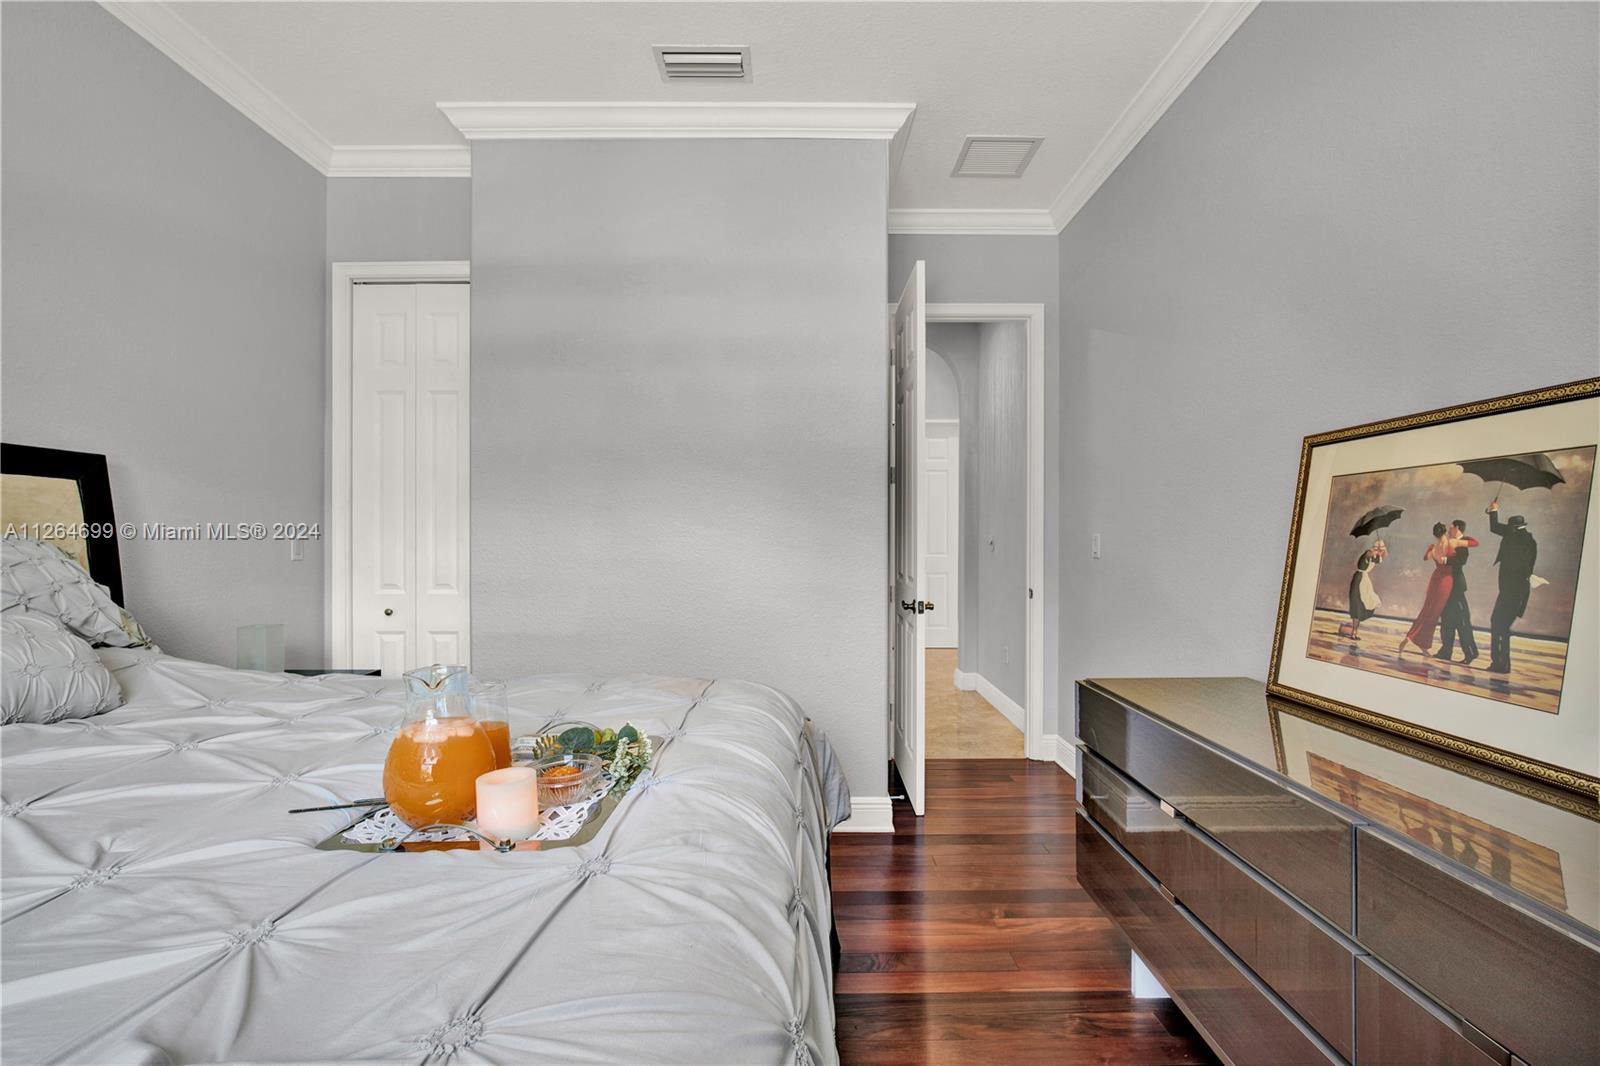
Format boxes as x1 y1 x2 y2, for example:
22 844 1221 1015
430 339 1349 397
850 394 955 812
1003 645 1009 665
1092 533 1101 559
289 539 305 562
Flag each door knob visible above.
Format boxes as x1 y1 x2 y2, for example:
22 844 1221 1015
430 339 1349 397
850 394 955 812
901 600 915 612
899 600 934 614
383 608 394 617
923 601 935 612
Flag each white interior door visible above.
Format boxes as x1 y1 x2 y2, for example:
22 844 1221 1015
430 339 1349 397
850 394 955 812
892 261 928 815
923 425 959 649
350 282 470 675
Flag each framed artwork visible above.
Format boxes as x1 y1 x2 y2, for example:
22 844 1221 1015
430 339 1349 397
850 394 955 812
1268 378 1600 796
1270 698 1598 927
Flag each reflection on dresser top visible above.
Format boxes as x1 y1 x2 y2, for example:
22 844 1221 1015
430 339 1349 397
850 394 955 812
1084 676 1600 936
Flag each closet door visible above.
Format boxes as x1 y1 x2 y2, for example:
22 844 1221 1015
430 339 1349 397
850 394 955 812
351 284 418 676
350 283 470 675
413 284 471 667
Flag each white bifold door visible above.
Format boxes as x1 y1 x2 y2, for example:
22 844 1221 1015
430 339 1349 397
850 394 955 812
891 261 928 814
350 283 471 676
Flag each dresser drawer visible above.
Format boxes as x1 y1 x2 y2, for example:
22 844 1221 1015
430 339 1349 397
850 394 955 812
1076 811 1343 1066
1078 682 1356 933
1081 750 1357 1060
1356 956 1507 1065
1356 827 1600 1065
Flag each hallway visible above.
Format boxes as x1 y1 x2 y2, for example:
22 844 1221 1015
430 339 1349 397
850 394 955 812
925 648 1024 758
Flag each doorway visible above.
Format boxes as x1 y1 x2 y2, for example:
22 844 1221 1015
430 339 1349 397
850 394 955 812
888 277 1046 814
923 332 1025 759
329 261 471 675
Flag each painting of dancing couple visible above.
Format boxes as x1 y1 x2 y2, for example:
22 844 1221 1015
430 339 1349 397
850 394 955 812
1306 447 1593 714
1270 379 1600 795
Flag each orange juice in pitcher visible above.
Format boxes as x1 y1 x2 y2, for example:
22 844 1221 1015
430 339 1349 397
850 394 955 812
384 665 497 828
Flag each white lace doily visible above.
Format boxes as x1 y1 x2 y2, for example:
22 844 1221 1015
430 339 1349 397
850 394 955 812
342 776 615 846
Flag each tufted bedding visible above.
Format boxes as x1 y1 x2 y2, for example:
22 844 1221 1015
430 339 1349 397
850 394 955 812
1 649 845 1065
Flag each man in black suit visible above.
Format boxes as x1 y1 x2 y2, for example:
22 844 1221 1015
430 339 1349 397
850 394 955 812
1486 501 1538 674
1434 518 1480 664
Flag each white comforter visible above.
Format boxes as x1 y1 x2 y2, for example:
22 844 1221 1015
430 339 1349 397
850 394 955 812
1 650 840 1065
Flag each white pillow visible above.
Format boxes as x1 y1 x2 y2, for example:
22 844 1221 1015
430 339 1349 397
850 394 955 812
0 536 152 648
1 612 125 724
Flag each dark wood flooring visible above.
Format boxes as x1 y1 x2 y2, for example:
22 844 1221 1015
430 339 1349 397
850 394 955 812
831 758 1219 1065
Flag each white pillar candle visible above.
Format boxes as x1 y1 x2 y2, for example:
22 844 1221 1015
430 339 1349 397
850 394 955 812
475 767 540 841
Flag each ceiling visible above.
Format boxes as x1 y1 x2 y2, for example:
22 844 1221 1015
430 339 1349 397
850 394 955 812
104 1 1256 234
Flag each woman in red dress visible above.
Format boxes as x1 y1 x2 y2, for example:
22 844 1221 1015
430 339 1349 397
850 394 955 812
1399 523 1464 655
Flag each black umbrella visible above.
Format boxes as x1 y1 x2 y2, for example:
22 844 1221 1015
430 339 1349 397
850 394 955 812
1459 453 1565 503
1350 505 1404 539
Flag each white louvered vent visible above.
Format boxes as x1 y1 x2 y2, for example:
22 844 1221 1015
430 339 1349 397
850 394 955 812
654 46 750 80
952 136 1043 178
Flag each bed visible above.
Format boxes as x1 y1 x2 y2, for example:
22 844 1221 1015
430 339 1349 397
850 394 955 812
0 446 847 1065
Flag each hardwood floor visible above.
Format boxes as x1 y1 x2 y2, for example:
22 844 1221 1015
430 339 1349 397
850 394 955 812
831 758 1218 1065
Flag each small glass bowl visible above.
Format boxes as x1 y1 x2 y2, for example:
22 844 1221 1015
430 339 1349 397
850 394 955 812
533 753 604 806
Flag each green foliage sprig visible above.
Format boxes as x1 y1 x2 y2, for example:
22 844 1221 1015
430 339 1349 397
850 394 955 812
549 724 653 795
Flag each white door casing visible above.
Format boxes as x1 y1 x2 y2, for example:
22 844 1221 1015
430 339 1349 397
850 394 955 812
892 261 928 815
888 302 1047 765
347 281 470 675
923 423 959 649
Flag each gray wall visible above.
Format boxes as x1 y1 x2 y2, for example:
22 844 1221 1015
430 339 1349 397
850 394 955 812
925 346 961 422
326 178 471 263
928 324 981 675
975 321 1027 705
472 138 890 794
889 235 1061 730
1 2 327 666
1057 1 1600 699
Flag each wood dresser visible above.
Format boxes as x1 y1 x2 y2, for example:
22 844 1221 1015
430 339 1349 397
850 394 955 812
1074 677 1600 1066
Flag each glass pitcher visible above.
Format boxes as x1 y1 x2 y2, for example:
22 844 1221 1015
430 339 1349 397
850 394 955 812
383 665 496 828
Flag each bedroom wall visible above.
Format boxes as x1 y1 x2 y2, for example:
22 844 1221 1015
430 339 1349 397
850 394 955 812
888 235 1062 734
471 138 890 796
1 2 327 666
325 178 471 263
1056 1 1600 700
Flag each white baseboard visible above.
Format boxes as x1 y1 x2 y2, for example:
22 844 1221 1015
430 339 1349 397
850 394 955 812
959 671 1026 733
833 796 894 833
1042 732 1077 777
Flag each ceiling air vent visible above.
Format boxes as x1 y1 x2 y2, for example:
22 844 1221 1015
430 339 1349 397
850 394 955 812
952 136 1043 178
654 46 751 81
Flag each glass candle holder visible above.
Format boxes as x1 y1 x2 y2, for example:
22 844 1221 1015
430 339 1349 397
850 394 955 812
475 766 540 841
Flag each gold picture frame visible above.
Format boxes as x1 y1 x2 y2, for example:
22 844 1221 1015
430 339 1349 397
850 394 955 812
1267 378 1600 797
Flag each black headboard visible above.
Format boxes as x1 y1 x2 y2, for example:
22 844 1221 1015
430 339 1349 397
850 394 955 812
1 443 125 605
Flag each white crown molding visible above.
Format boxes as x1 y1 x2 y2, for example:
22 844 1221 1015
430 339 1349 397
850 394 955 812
102 1 1250 219
437 101 916 142
326 145 472 178
99 1 333 174
1049 0 1257 232
888 208 1058 237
